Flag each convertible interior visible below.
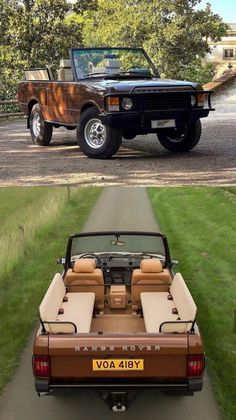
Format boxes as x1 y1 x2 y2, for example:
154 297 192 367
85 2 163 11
39 257 196 336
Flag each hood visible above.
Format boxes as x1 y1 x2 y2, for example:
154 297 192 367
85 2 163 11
85 77 197 94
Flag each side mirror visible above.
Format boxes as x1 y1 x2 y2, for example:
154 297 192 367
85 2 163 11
171 259 179 267
57 257 65 265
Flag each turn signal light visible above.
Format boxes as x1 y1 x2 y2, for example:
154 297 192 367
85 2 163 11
33 355 50 377
187 354 205 377
107 96 120 111
197 92 206 107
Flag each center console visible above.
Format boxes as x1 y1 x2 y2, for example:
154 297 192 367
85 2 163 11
110 285 126 309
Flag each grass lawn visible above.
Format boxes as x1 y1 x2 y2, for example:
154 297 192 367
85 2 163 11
148 187 236 420
0 186 101 394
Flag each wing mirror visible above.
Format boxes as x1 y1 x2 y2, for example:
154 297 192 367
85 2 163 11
171 259 179 267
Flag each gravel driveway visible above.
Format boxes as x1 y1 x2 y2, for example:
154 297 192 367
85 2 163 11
0 91 235 186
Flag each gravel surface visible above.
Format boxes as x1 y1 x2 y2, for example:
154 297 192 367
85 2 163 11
0 188 222 420
0 90 235 186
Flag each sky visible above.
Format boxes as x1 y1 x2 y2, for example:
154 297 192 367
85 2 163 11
198 0 236 22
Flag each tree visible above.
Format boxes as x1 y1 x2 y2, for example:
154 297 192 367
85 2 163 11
72 0 97 14
0 0 91 100
1 0 84 68
82 0 228 83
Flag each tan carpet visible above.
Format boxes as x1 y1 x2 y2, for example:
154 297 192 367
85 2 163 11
90 315 145 333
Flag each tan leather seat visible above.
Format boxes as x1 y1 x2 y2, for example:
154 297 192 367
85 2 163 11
140 273 197 333
64 259 104 309
131 259 171 310
39 273 95 334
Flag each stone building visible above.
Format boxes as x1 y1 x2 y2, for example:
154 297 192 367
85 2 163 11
204 23 236 76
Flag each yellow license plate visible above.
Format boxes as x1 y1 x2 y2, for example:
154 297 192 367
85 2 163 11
92 359 144 371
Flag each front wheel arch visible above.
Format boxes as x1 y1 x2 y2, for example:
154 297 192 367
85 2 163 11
80 102 101 117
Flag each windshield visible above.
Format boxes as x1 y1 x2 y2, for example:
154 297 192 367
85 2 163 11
70 233 166 260
70 48 158 80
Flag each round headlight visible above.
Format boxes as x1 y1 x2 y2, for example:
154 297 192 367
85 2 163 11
190 95 196 107
122 97 133 110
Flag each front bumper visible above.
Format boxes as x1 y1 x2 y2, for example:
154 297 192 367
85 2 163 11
35 377 203 394
99 108 211 133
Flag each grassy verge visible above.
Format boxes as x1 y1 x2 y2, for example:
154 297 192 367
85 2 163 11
0 187 67 277
0 186 101 394
148 187 236 420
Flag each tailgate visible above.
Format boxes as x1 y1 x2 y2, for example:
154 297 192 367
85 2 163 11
48 334 189 380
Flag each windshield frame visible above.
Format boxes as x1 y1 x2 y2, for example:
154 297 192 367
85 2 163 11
65 231 171 270
69 47 160 81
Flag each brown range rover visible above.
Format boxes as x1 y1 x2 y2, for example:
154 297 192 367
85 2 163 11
33 231 205 411
18 47 214 159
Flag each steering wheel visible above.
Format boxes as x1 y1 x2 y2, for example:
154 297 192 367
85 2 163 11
124 65 141 73
78 253 102 267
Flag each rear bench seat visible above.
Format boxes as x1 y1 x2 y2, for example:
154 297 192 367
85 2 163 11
39 273 95 334
141 273 196 334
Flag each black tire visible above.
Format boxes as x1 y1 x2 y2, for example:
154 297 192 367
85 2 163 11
157 120 202 153
29 103 53 146
77 107 122 159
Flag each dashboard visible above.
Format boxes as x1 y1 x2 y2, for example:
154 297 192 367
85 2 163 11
71 253 165 285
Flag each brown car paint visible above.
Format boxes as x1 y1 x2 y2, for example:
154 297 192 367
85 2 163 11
18 81 104 125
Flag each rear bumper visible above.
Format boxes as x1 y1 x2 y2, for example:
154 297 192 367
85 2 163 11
99 109 211 133
35 378 203 394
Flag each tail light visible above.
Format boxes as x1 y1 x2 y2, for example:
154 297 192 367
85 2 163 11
33 355 50 377
187 354 205 377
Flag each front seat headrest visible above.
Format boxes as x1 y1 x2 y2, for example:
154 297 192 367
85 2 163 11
140 259 163 273
73 259 96 273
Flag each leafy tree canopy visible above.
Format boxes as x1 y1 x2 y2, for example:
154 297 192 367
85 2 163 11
0 0 95 99
1 0 84 68
82 0 228 83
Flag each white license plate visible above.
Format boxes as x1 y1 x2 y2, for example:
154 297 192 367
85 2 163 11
151 119 176 129
92 359 144 371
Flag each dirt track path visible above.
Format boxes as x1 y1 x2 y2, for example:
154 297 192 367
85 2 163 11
0 187 222 420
